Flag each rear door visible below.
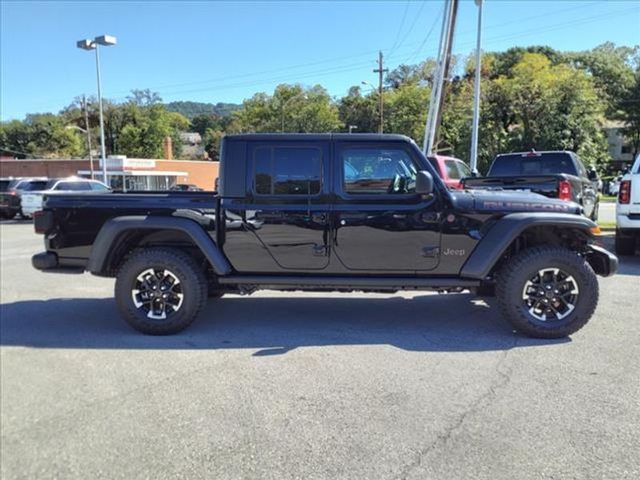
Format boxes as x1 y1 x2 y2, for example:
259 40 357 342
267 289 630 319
238 140 331 271
331 141 441 272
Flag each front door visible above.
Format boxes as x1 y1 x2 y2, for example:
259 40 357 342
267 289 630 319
331 141 441 272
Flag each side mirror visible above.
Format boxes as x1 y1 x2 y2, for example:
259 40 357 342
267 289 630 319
415 170 434 195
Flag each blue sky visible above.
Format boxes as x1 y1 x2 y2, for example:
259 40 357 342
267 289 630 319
1 0 639 120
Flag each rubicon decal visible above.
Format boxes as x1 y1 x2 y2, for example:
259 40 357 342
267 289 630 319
482 201 574 212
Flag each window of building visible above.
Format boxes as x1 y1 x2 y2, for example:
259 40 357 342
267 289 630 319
254 146 322 195
342 147 417 195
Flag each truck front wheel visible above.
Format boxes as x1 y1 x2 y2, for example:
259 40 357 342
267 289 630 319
115 248 208 335
496 246 598 339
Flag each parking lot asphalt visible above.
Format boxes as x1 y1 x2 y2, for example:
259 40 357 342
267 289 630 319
1 220 639 480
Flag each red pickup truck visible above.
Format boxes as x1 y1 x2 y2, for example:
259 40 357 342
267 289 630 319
427 154 472 189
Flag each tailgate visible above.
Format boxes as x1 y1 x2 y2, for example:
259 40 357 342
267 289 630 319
463 175 561 198
630 173 640 213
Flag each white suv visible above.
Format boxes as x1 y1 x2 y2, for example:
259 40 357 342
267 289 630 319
20 177 110 218
615 154 640 255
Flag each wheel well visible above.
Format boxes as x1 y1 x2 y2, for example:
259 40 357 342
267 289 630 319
104 229 211 277
488 225 592 278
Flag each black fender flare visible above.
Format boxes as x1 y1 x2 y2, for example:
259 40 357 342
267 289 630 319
87 215 232 276
460 212 596 279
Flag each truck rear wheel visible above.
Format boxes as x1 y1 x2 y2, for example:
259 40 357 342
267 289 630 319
496 246 598 339
115 248 207 335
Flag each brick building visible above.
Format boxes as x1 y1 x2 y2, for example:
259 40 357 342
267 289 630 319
0 156 220 191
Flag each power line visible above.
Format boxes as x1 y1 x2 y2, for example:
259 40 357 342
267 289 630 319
403 5 444 65
388 0 411 59
387 0 429 63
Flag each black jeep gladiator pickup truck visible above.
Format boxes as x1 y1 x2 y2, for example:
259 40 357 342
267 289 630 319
32 134 617 338
463 150 600 221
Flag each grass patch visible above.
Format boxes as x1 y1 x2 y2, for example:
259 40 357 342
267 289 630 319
597 220 616 230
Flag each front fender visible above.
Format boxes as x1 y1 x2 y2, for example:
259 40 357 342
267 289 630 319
87 215 232 276
460 212 597 279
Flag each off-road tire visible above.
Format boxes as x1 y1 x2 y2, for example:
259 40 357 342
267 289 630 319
615 231 636 256
115 247 208 335
496 246 598 339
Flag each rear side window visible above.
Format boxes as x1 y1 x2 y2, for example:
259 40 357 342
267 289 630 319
489 153 578 176
457 161 471 178
0 180 10 191
55 181 92 191
253 146 322 195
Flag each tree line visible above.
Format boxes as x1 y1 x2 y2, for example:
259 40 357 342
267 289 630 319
1 43 638 174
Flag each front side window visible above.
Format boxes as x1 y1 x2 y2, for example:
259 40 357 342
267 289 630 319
457 161 471 178
254 146 322 195
444 160 461 180
342 147 417 195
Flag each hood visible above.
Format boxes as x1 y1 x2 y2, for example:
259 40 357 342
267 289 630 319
449 189 582 215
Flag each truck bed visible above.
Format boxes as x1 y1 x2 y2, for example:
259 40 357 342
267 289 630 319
462 174 568 199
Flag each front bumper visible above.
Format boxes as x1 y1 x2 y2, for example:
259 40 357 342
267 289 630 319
616 213 640 230
586 245 618 277
0 205 20 217
21 205 40 217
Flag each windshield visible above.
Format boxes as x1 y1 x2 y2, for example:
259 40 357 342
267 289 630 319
489 153 577 176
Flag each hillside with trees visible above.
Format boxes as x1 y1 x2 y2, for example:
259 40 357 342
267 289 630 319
164 101 240 119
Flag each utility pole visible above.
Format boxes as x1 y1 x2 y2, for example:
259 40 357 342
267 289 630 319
423 0 459 155
82 95 95 180
469 0 484 175
373 51 388 134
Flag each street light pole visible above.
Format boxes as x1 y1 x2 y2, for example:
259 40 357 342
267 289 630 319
77 35 116 185
82 95 94 179
469 0 484 175
94 44 108 184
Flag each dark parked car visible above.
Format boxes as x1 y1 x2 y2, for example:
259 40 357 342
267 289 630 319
170 184 204 192
0 177 49 219
463 150 599 220
32 134 616 338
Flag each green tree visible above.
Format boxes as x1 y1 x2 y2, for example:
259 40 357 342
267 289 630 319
229 84 341 133
202 129 225 161
0 114 83 158
567 42 639 117
117 104 189 158
618 70 640 159
337 86 378 133
385 83 431 143
127 89 163 107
